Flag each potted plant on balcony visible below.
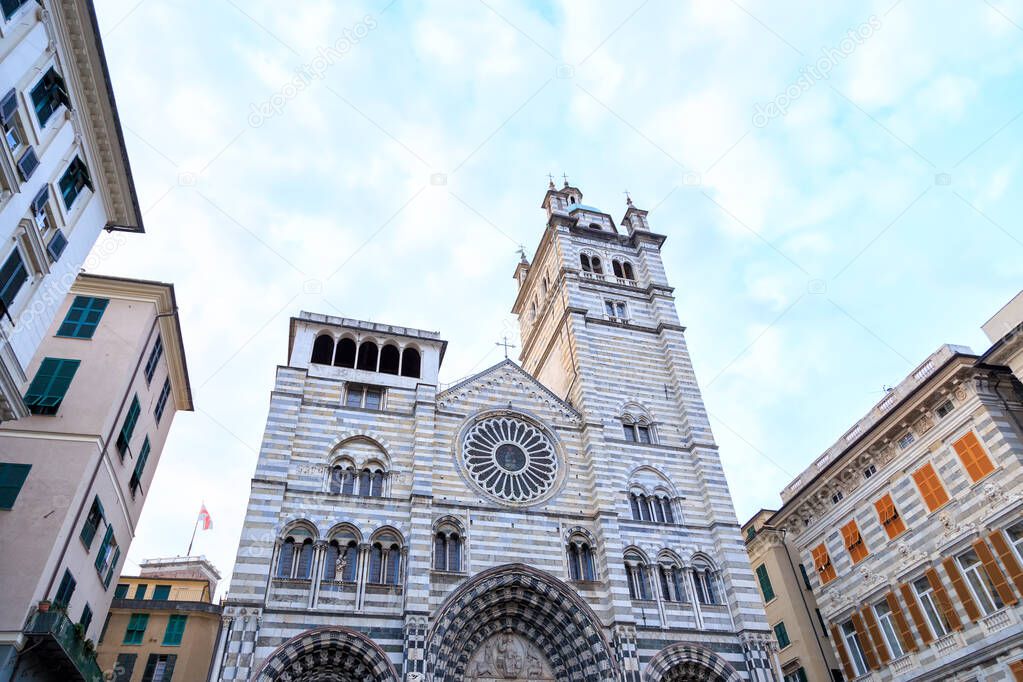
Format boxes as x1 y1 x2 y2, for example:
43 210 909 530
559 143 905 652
82 638 95 656
36 600 51 613
73 622 85 641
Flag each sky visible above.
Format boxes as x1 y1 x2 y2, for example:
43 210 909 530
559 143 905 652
89 0 1023 594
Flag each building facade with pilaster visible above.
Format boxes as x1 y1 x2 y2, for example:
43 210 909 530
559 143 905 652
213 181 776 682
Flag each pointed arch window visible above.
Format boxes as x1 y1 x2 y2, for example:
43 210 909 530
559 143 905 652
622 418 655 444
625 551 651 600
369 532 403 585
659 560 687 602
276 539 294 578
434 523 463 572
566 534 595 581
276 528 315 580
324 529 359 582
370 470 385 497
329 465 344 494
693 558 719 605
311 335 334 364
334 338 357 368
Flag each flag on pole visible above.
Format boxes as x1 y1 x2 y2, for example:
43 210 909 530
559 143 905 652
198 504 212 530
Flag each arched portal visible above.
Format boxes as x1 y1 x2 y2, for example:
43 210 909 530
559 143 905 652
643 643 743 682
425 564 618 681
253 626 399 682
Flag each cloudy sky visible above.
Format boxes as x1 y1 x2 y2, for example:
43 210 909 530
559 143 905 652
90 0 1023 592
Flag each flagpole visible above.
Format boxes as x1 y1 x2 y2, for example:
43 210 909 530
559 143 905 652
186 514 200 556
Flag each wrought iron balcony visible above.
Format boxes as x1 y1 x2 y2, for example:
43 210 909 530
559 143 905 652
23 609 103 682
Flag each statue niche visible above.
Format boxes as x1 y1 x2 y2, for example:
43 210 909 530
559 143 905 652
465 629 554 681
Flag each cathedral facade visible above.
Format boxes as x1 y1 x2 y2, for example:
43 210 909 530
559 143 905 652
211 182 777 682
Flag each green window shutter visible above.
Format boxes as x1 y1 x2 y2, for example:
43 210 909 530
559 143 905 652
104 546 121 589
0 247 28 309
80 496 105 548
154 379 172 423
114 584 129 599
152 585 170 601
56 296 108 339
756 564 775 602
130 437 151 496
0 463 31 509
24 358 80 415
53 569 76 609
124 613 149 645
774 621 790 648
144 336 163 383
94 525 113 572
117 396 141 457
162 615 187 645
799 562 813 591
134 584 147 600
79 603 93 631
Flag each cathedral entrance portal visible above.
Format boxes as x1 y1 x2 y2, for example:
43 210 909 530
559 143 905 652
252 626 399 682
425 564 618 682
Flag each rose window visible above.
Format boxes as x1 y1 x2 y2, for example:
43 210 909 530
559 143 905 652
461 416 559 504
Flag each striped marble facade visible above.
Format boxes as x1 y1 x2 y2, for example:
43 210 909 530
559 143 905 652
211 183 776 681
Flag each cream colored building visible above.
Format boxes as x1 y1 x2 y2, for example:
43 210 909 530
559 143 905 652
982 290 1023 386
97 557 222 682
743 510 843 682
0 0 143 422
772 341 1023 681
0 274 192 681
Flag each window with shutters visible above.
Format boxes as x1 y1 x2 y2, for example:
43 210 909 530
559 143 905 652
24 357 80 415
773 621 791 648
151 585 171 601
1008 522 1023 565
799 563 813 591
1009 659 1023 681
840 620 869 677
144 335 163 384
114 584 129 599
124 613 149 645
30 68 70 127
912 462 949 512
117 396 141 457
56 296 108 339
0 247 27 313
782 669 808 682
952 432 995 483
812 543 837 584
162 615 187 645
936 400 954 418
912 576 949 638
58 156 92 209
80 496 105 549
79 603 92 631
54 569 76 609
874 493 906 539
129 437 151 497
756 564 775 602
113 653 136 682
1 0 30 22
141 653 176 682
134 584 147 600
1 88 25 156
154 378 172 423
0 462 31 509
873 600 905 659
956 548 1004 616
842 520 869 563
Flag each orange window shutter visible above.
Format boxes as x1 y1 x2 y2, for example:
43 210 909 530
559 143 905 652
913 463 949 511
953 432 994 482
1010 659 1023 681
862 606 891 664
899 582 934 644
989 530 1023 594
886 591 918 652
851 611 879 670
973 538 1018 606
926 567 963 631
830 624 856 681
942 557 982 622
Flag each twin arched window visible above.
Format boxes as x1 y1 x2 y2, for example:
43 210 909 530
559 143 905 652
629 491 675 524
433 523 463 572
329 464 385 497
624 551 719 605
322 529 359 582
276 526 404 587
622 419 653 443
658 560 687 603
624 550 652 600
566 535 596 581
579 254 603 275
611 259 635 281
368 532 402 585
311 334 421 378
276 530 315 580
692 559 720 605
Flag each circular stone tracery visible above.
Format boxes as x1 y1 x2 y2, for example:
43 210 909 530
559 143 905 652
461 416 559 504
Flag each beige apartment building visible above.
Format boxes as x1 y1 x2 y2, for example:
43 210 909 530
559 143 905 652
0 274 192 681
0 0 143 421
97 556 222 682
743 510 843 682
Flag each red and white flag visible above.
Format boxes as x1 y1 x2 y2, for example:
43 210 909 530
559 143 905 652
198 504 212 530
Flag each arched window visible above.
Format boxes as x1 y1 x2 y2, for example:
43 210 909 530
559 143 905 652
276 538 294 578
358 469 371 497
295 538 313 579
612 260 624 278
591 257 604 275
639 496 652 522
369 532 402 585
660 496 675 524
323 540 340 580
530 300 537 321
693 558 719 605
370 470 385 497
379 344 400 374
342 541 358 581
629 493 641 520
566 534 595 581
385 543 402 585
580 254 592 272
625 550 650 600
622 418 655 444
369 544 383 583
434 521 463 572
658 560 687 603
342 466 356 495
334 338 356 368
447 533 461 572
588 223 600 230
434 533 447 571
622 262 635 280
329 465 344 494
311 334 334 364
400 348 421 378
356 342 378 371
653 496 665 523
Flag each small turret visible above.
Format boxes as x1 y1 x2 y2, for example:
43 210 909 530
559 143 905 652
621 193 651 236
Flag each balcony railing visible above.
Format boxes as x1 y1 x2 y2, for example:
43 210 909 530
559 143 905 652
23 609 103 681
980 608 1014 635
